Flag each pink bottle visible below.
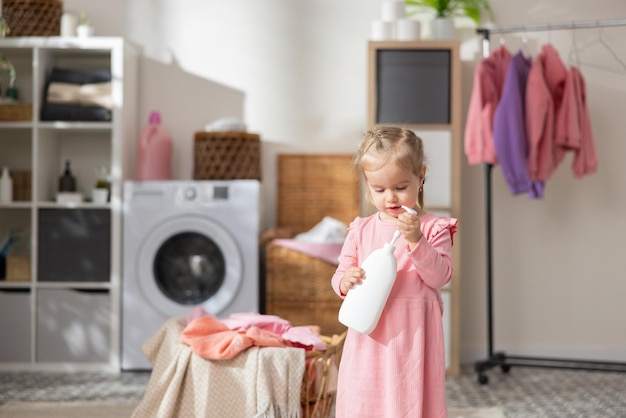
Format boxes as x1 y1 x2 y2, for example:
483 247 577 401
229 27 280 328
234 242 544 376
136 111 173 180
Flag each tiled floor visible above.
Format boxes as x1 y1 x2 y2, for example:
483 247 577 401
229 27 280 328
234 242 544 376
446 366 626 417
1 366 625 417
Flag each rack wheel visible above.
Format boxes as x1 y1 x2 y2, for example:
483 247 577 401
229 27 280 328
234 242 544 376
501 364 511 373
478 374 489 385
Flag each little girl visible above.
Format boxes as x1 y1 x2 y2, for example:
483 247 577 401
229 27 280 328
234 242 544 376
331 125 457 417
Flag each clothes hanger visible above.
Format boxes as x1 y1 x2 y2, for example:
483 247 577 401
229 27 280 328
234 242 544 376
567 28 581 68
571 26 626 74
520 27 531 58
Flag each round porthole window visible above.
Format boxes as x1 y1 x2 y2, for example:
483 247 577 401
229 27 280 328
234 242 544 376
137 215 243 317
153 232 226 305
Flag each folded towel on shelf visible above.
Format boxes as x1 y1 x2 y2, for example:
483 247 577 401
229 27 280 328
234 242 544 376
40 68 114 122
40 103 111 121
47 82 113 110
48 67 112 84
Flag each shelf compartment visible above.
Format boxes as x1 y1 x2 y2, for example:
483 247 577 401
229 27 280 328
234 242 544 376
0 47 35 108
35 130 111 202
0 128 32 176
37 208 111 282
0 288 32 362
36 288 110 363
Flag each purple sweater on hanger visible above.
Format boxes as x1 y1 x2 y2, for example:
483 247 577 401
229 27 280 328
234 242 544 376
493 50 542 198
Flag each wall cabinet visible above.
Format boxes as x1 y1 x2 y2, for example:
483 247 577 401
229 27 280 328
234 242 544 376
367 40 462 376
0 37 137 371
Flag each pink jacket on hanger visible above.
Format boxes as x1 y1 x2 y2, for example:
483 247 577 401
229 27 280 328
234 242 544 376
464 46 511 165
554 67 581 151
570 67 598 177
525 44 569 182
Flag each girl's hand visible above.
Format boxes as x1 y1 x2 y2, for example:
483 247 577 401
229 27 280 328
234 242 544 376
396 211 422 248
340 267 365 295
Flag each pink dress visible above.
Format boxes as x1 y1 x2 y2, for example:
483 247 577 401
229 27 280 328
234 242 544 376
331 213 457 418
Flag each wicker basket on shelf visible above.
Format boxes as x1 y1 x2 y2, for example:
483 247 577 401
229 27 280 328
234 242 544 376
0 103 33 122
2 0 62 36
301 331 346 418
11 170 32 201
6 256 31 281
193 131 261 180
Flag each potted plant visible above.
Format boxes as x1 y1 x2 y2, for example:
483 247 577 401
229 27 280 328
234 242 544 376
76 12 94 38
92 165 110 204
0 17 9 38
405 0 493 39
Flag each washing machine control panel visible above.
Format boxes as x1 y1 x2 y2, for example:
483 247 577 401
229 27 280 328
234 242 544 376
175 183 230 206
184 187 197 201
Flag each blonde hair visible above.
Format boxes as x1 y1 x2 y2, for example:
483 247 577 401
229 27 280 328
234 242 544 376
353 125 426 208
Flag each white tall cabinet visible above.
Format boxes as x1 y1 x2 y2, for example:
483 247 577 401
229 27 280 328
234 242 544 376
367 40 462 376
0 37 137 371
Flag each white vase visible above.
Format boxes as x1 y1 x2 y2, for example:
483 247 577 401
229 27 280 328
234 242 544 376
432 17 455 39
60 13 78 37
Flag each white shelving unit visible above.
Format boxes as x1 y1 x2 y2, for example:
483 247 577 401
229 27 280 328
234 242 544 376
367 40 462 376
0 37 137 371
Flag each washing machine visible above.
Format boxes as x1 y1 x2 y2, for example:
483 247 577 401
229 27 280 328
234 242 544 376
121 180 260 370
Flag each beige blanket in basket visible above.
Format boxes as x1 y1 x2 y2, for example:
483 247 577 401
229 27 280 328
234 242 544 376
132 317 305 418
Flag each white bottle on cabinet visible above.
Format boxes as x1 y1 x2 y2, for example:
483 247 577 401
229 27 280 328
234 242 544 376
0 167 13 204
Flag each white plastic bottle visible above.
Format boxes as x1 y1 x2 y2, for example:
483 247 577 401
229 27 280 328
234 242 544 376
338 205 417 334
0 167 13 204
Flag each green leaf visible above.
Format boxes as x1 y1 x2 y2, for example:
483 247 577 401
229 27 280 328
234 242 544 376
404 0 493 25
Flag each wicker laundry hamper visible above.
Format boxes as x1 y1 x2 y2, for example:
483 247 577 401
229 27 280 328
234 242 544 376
2 0 62 36
264 154 360 336
193 131 261 180
301 331 346 418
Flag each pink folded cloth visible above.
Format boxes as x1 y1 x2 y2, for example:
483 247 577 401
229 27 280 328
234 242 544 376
272 239 343 264
183 309 327 354
283 326 327 351
220 312 292 335
180 315 293 360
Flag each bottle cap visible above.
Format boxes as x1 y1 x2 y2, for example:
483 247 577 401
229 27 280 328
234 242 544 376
149 111 162 124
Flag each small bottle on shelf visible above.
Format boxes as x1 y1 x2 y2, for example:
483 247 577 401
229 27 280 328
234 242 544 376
58 160 77 192
0 166 13 204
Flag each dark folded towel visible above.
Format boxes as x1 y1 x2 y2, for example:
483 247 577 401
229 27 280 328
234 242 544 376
48 67 112 85
41 68 113 122
40 103 112 122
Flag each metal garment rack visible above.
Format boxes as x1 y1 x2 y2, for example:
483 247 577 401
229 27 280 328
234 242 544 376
474 18 626 385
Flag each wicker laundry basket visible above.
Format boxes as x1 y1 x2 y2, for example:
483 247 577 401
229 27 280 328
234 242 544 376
276 154 360 232
193 131 261 180
2 0 62 36
264 154 360 336
265 241 347 336
301 332 346 418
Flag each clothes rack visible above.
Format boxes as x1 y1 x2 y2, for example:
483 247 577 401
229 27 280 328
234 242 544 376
474 18 626 385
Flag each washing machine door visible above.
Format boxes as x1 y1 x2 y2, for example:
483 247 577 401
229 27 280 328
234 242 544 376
136 214 242 317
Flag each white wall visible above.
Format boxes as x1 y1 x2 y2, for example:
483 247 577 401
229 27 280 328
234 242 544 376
62 0 626 366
